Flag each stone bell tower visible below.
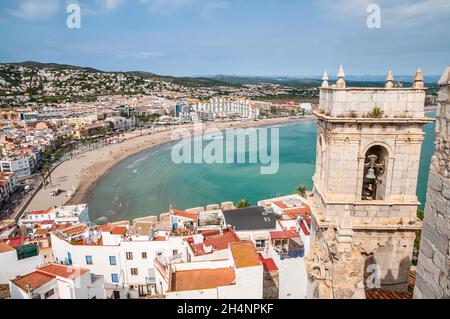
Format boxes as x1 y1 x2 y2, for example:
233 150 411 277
306 66 433 298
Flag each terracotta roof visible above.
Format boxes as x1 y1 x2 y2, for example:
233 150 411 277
30 208 52 215
12 271 55 292
273 201 288 209
59 224 86 237
203 229 240 250
0 242 15 253
300 221 310 236
258 254 278 272
282 207 310 218
33 228 49 236
110 226 127 236
365 270 416 299
96 224 112 232
170 268 235 292
172 209 198 221
229 241 262 269
270 230 300 240
6 236 25 248
186 228 241 256
39 264 89 280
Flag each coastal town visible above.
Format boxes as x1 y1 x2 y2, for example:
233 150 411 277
1 59 449 301
0 61 319 299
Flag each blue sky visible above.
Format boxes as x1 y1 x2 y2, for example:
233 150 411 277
0 0 449 77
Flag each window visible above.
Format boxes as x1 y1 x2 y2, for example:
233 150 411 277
85 255 93 265
156 251 163 257
255 240 266 249
109 256 117 265
141 252 147 259
131 268 138 276
172 250 178 256
44 289 54 299
111 274 119 283
126 252 133 260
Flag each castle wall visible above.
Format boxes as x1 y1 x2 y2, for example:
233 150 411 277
414 67 450 299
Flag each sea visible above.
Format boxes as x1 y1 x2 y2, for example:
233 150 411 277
88 114 436 223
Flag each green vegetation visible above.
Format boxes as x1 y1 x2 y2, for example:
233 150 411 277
136 113 161 123
367 107 384 118
237 199 250 208
297 184 307 197
412 209 425 266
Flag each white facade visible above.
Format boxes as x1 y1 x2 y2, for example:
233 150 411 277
158 242 264 299
193 98 260 119
19 204 89 229
50 231 187 298
9 264 106 299
0 156 32 179
0 245 45 284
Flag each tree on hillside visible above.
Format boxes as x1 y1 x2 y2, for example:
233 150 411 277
237 199 250 208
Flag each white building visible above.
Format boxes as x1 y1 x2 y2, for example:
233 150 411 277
0 155 32 179
300 103 313 114
19 204 89 229
9 263 106 299
50 222 188 299
193 98 260 119
0 242 45 284
156 241 263 299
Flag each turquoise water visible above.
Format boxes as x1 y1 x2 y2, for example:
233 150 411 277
88 115 436 223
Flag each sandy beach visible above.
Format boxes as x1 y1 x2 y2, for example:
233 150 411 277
24 116 315 212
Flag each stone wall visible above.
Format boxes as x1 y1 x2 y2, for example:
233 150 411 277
414 66 450 299
262 270 279 299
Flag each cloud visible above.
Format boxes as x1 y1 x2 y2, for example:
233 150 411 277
138 0 194 14
117 51 165 59
8 0 60 21
201 1 227 18
316 0 450 27
98 0 124 11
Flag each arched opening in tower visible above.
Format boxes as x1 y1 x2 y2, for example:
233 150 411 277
362 145 388 200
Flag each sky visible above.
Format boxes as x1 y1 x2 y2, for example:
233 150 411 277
0 0 449 77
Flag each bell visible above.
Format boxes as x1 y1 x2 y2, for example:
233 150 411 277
366 168 376 180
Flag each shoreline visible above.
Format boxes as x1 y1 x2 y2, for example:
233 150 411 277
24 116 315 212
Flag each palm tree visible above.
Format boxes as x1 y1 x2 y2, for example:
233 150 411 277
43 164 53 187
297 184 307 197
237 199 250 208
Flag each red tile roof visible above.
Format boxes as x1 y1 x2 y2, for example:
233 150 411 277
0 242 15 253
270 230 300 240
12 271 55 292
258 254 278 272
39 264 89 280
230 241 262 269
30 208 52 215
172 209 198 221
170 268 235 292
185 228 241 256
6 236 25 248
59 224 86 237
273 201 288 209
300 221 310 236
365 270 416 299
110 226 127 236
